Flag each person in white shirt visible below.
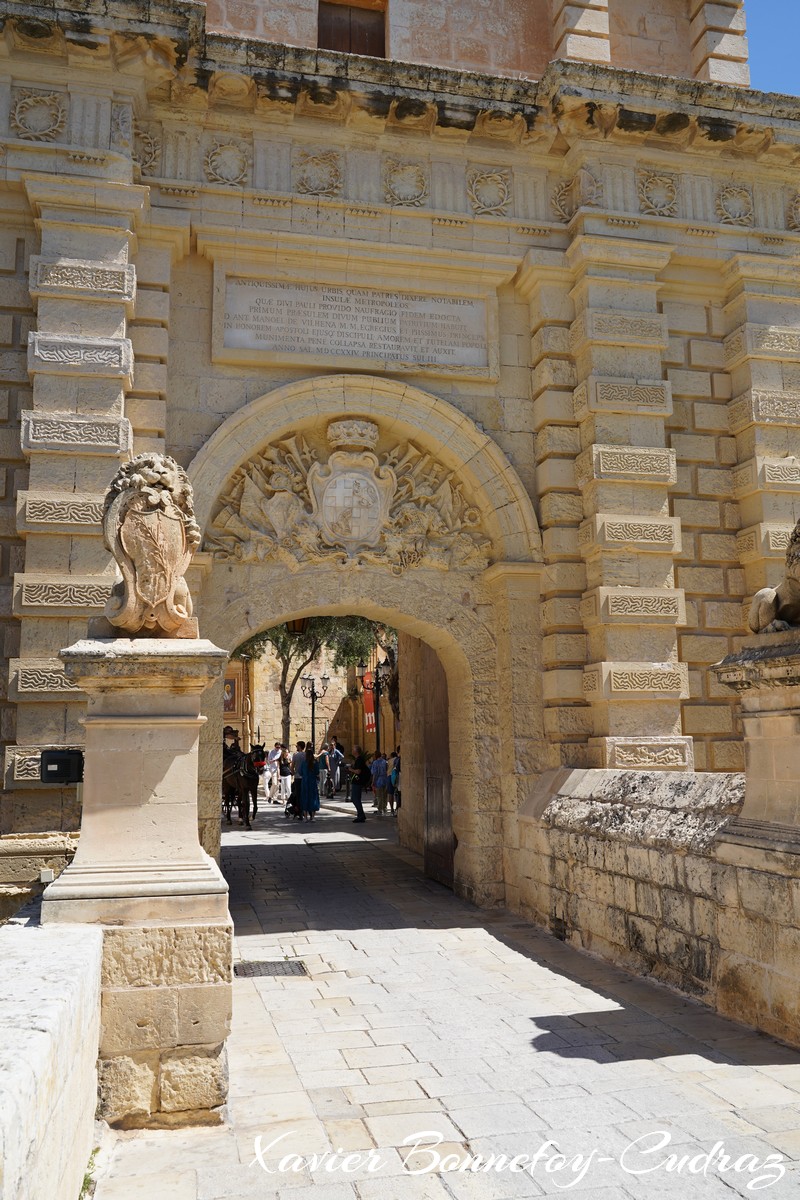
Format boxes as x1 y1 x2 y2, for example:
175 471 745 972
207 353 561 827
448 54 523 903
266 741 281 803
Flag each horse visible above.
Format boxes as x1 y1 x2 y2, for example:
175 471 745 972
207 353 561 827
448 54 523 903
222 743 267 829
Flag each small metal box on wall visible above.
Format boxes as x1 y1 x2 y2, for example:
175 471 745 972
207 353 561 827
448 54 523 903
40 749 84 784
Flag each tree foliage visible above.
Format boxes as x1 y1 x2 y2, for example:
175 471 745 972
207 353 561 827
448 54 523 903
233 617 387 743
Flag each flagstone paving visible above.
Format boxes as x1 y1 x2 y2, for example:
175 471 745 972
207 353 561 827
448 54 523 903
93 803 800 1199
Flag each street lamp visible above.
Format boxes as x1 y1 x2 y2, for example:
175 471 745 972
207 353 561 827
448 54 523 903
356 659 391 754
240 653 252 750
300 671 330 748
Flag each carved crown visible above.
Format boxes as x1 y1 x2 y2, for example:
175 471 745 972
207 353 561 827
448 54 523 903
326 419 379 451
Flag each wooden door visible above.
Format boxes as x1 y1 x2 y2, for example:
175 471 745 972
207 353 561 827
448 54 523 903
421 643 453 889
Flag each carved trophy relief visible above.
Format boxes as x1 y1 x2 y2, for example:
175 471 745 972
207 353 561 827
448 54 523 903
383 159 428 207
10 89 67 141
101 454 201 638
466 168 511 216
110 103 133 154
206 420 490 575
295 150 342 197
552 168 603 223
716 184 754 227
787 193 800 232
204 140 250 186
637 172 678 218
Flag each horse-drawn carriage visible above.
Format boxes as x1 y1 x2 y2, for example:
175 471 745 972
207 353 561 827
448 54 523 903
222 728 266 830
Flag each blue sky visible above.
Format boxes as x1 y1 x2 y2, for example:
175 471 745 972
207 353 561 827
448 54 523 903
747 1 800 95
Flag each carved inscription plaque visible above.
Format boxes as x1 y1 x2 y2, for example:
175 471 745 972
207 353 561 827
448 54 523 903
222 278 489 371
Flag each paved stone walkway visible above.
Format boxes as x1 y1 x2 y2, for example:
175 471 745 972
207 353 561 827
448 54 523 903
94 803 800 1199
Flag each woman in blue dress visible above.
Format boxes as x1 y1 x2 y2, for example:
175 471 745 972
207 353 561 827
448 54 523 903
299 744 320 822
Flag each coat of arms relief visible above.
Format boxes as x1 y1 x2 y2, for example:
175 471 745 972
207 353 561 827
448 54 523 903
206 420 491 574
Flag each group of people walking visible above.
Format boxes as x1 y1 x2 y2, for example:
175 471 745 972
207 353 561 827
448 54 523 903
348 746 401 823
260 736 401 824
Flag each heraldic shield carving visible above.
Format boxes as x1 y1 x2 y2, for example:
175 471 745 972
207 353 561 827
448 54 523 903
206 419 490 574
102 453 202 637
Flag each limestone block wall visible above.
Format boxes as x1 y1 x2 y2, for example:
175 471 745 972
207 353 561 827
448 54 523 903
517 770 800 1046
251 644 349 745
608 0 694 78
0 922 102 1200
387 0 554 80
663 288 745 772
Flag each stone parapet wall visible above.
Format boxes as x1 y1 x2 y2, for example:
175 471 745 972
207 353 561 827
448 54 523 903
516 769 800 1046
0 921 102 1200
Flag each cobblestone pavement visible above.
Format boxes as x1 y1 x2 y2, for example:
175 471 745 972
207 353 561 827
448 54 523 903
94 802 800 1199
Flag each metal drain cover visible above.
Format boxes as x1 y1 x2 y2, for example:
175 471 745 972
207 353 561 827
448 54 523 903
234 960 308 978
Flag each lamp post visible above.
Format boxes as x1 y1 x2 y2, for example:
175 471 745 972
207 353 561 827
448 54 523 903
356 659 391 754
240 653 251 750
301 671 330 749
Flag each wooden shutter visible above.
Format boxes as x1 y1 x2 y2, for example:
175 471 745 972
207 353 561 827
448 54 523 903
349 7 385 57
318 2 385 58
318 2 352 53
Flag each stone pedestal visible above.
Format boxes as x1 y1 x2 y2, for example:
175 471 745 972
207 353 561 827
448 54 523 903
42 637 232 1128
713 632 800 852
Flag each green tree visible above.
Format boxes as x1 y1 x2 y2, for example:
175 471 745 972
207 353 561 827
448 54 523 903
233 617 380 745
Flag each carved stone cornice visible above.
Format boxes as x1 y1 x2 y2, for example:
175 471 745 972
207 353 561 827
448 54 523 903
3 4 799 162
713 636 800 694
21 176 148 228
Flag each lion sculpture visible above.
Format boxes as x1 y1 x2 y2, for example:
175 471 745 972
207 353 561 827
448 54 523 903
748 518 800 634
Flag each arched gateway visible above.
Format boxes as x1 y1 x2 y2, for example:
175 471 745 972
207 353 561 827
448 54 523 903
189 375 545 907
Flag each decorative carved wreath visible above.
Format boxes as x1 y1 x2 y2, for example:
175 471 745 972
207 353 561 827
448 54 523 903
204 141 249 186
466 168 511 216
383 159 428 207
716 184 754 227
637 172 678 218
296 151 342 197
10 90 67 142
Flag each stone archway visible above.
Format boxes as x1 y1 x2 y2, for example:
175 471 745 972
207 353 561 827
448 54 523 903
188 375 545 907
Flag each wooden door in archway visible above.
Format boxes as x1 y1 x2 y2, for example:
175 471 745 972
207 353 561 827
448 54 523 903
421 642 453 888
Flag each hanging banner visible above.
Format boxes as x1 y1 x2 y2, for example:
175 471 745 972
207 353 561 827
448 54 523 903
363 671 376 733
